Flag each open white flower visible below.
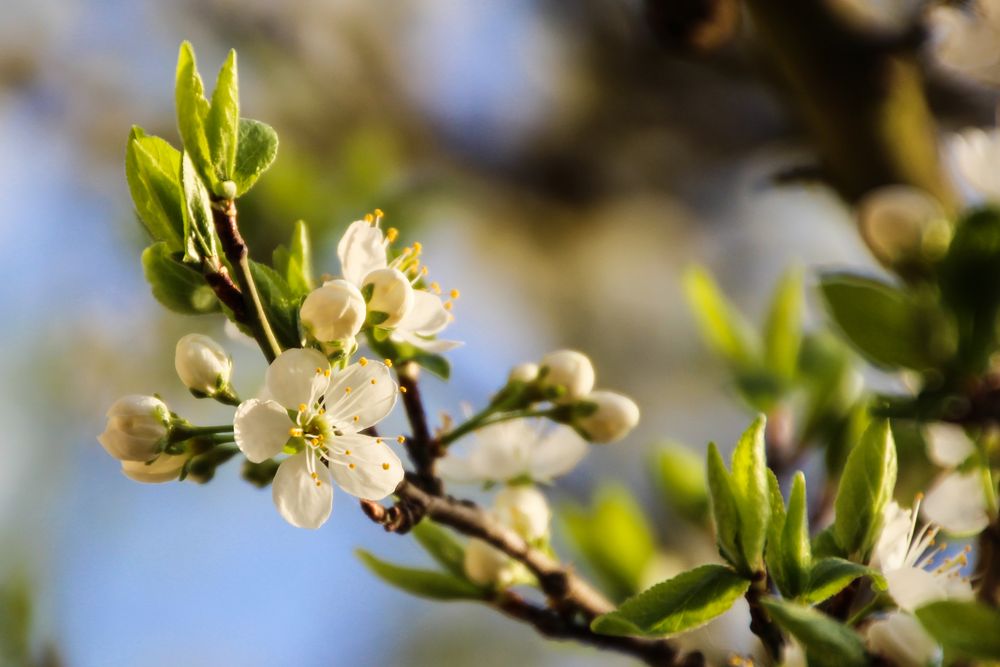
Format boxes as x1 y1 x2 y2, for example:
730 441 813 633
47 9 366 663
865 611 941 667
437 418 588 484
922 424 991 536
336 213 460 353
463 488 550 587
233 347 404 529
872 500 974 612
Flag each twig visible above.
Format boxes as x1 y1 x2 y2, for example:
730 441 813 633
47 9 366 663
745 574 784 661
396 364 442 493
977 519 1000 606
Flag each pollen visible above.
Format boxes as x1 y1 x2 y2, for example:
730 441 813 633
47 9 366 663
345 386 352 394
370 378 377 385
324 369 331 377
430 281 441 294
298 403 307 412
400 386 407 393
384 358 392 367
450 289 460 299
396 435 405 444
353 415 360 422
386 227 399 242
374 208 385 218
359 357 368 366
364 213 375 224
289 427 304 437
444 301 453 311
382 463 390 470
349 463 356 470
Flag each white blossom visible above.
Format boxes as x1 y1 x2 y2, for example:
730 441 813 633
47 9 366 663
362 267 414 327
98 395 171 462
865 611 942 667
299 279 366 343
121 453 187 484
577 390 640 443
925 423 975 468
508 362 539 384
675 598 764 667
539 350 595 402
923 471 991 536
174 334 232 396
464 538 520 587
872 500 974 612
438 418 588 484
494 485 551 542
233 347 404 529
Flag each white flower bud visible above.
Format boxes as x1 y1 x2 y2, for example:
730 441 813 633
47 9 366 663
362 268 414 327
508 362 539 384
858 186 950 268
577 390 639 443
463 538 514 587
98 395 170 462
494 485 551 542
121 453 187 484
300 279 366 343
866 611 941 667
539 350 595 402
174 334 232 395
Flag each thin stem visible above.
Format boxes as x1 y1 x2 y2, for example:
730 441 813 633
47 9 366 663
171 424 235 441
235 253 282 361
439 407 557 448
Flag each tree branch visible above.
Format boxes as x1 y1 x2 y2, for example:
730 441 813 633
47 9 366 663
395 364 443 493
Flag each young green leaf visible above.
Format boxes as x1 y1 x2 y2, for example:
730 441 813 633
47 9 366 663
834 420 897 558
232 118 278 196
653 444 709 525
412 520 467 578
179 151 217 263
706 442 747 574
764 266 803 382
591 564 750 637
174 42 213 190
247 259 302 350
272 221 313 298
800 558 885 605
781 472 811 597
810 526 846 560
761 597 867 667
125 126 184 251
205 49 239 185
141 243 219 314
915 600 1000 660
730 415 770 570
819 273 949 370
765 469 788 595
356 550 486 601
684 266 760 370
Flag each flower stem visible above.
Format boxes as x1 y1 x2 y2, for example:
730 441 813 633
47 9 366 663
439 405 556 448
171 424 236 442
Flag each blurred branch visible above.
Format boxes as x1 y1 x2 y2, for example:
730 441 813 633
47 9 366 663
744 0 955 205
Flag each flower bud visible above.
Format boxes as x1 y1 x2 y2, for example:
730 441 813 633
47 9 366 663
858 186 950 270
539 350 595 402
174 334 232 396
98 395 170 462
508 362 539 384
121 453 187 484
300 279 366 342
494 485 551 542
576 390 639 443
464 538 514 587
866 611 941 667
362 268 414 327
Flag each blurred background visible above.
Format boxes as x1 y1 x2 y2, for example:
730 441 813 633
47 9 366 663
0 0 996 665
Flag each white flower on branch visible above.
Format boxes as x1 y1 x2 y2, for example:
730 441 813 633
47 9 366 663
464 486 551 587
174 334 233 396
299 279 367 344
872 500 974 612
539 350 595 402
576 390 640 444
336 212 460 353
922 424 991 536
437 418 588 485
233 347 404 529
98 395 171 462
865 610 942 667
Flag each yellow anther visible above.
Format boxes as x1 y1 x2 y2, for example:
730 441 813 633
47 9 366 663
349 463 356 470
413 241 423 253
289 427 304 437
319 408 326 415
370 378 377 385
450 289 460 299
386 227 399 242
384 358 392 367
344 450 351 456
315 367 323 374
376 438 383 444
364 213 374 224
345 386 352 394
397 435 406 444
311 472 318 479
402 247 412 256
353 415 360 422
400 386 407 393
324 369 331 377
915 492 925 502
430 281 441 294
315 481 322 487
374 208 385 218
382 463 390 470
420 266 429 276
298 403 307 413
444 301 453 311
359 357 369 366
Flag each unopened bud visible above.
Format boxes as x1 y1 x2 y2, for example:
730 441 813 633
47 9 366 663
121 453 187 484
508 362 539 384
98 395 171 461
494 485 551 542
576 390 639 443
175 334 232 396
539 350 595 402
362 268 414 327
464 538 514 587
300 279 366 342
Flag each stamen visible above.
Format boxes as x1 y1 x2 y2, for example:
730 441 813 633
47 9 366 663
370 378 377 385
397 435 406 444
353 415 360 422
430 281 441 294
386 227 399 242
382 463 390 470
444 301 453 311
413 241 423 253
376 438 383 444
400 386 407 393
289 427 304 437
384 358 392 368
349 463 356 470
364 213 375 224
298 403 307 413
359 357 368 366
450 289 460 299
374 208 385 218
324 369 331 377
344 450 351 456
345 386 352 394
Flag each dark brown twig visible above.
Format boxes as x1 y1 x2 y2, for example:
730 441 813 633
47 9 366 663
396 364 443 494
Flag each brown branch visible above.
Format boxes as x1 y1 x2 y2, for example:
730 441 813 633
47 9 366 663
977 519 1000 606
745 574 785 661
396 364 443 494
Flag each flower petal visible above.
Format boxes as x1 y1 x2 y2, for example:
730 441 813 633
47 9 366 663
529 424 588 480
121 454 187 484
925 423 976 468
922 471 991 536
265 347 330 409
323 361 397 431
272 453 334 529
465 420 536 482
885 566 972 612
865 611 941 667
397 290 452 336
327 433 404 499
337 220 387 286
390 330 463 353
234 399 293 463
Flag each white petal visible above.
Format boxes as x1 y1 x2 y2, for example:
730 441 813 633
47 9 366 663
865 611 941 667
327 433 404 500
435 454 481 483
323 361 398 431
121 454 187 484
922 471 991 536
272 453 334 529
234 399 293 463
397 290 452 336
948 128 1000 203
389 330 463 353
884 566 972 612
337 220 387 286
467 420 537 481
265 347 330 409
494 485 551 541
529 424 588 480
872 501 913 572
925 423 976 468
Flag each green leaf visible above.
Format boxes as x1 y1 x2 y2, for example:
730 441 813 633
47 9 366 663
412 520 466 578
834 420 897 558
247 260 302 349
765 469 788 595
179 151 217 262
281 220 313 295
684 266 760 369
562 486 656 600
916 600 1000 660
730 415 770 570
591 564 750 637
174 42 214 190
706 442 747 574
232 118 278 196
761 597 868 667
801 558 885 605
205 49 239 184
764 266 803 382
125 126 184 251
653 444 709 524
781 472 811 597
811 526 846 560
141 243 218 314
819 273 950 370
356 550 486 601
